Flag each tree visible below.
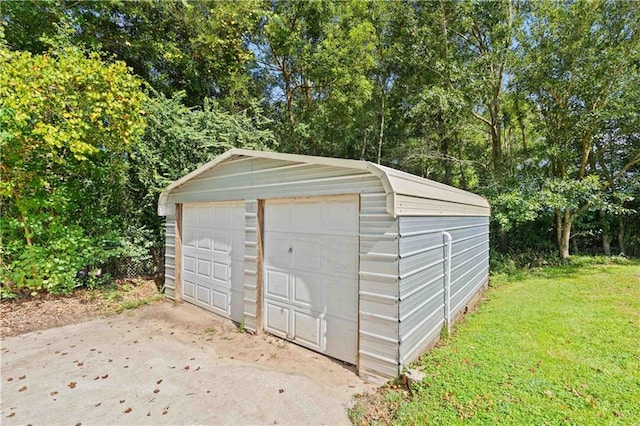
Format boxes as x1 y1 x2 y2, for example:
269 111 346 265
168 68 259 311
255 0 376 157
2 0 266 107
515 0 640 258
0 46 146 292
459 0 522 169
129 90 276 240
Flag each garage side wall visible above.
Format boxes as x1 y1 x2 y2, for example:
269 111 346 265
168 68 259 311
164 215 177 299
397 216 489 366
243 200 259 331
164 157 401 379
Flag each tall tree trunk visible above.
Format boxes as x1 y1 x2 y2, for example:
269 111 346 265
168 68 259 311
436 113 452 185
602 233 611 256
377 93 385 165
489 99 502 165
516 101 527 156
556 209 572 259
360 128 368 160
441 135 451 185
618 218 626 254
457 137 468 190
600 210 611 256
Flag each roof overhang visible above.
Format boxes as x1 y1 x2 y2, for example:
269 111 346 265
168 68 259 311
158 149 489 217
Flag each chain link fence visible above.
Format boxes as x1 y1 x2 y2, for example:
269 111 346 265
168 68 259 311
102 246 165 283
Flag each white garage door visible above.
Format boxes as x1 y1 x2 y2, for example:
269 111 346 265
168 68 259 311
182 202 245 321
263 195 359 364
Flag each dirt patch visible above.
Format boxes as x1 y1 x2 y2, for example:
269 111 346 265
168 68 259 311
128 302 370 390
348 383 409 425
0 279 161 337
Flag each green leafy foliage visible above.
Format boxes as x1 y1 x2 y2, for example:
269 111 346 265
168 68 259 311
1 0 266 107
0 46 146 294
129 90 275 240
257 0 376 156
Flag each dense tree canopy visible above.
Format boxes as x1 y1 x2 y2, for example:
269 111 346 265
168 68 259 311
1 0 638 293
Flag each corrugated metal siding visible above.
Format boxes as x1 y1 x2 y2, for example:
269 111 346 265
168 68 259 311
243 200 258 332
164 157 400 379
359 203 399 380
164 215 176 299
167 158 380 204
398 216 489 366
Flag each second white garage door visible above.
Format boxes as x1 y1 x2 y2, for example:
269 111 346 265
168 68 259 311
263 195 359 364
182 202 245 321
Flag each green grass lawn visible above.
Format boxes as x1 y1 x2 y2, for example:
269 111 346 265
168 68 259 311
352 258 640 425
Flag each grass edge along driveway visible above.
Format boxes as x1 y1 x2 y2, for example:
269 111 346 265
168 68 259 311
350 258 640 425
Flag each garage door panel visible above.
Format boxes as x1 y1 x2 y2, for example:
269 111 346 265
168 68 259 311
325 199 359 234
264 234 291 267
212 205 231 227
196 285 210 304
183 280 195 298
292 201 323 233
292 237 324 271
265 302 290 337
264 202 290 231
212 261 228 282
325 237 359 275
197 231 211 250
181 202 244 319
266 269 289 300
197 205 212 226
293 311 322 349
183 229 197 248
292 273 318 307
212 232 231 253
184 255 196 273
325 316 357 364
212 290 228 312
231 230 245 261
326 278 358 320
197 259 211 278
264 196 358 365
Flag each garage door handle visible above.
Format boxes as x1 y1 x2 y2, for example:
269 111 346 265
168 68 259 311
288 247 293 253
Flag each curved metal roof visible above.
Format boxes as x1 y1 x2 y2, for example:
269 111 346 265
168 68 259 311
158 149 490 217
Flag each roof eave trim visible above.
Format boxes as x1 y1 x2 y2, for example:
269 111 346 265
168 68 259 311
157 149 241 216
365 163 397 217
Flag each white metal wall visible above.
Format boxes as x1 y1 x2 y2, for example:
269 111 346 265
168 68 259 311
164 215 176 300
397 216 490 366
358 194 399 379
243 200 259 330
162 156 398 379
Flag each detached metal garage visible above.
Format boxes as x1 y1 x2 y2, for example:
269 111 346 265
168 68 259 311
158 149 490 381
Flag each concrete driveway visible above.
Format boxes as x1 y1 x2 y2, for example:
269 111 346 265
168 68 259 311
1 301 375 425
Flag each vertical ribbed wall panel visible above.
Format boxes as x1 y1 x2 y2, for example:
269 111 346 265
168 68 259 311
243 200 258 332
398 216 489 367
163 215 176 299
